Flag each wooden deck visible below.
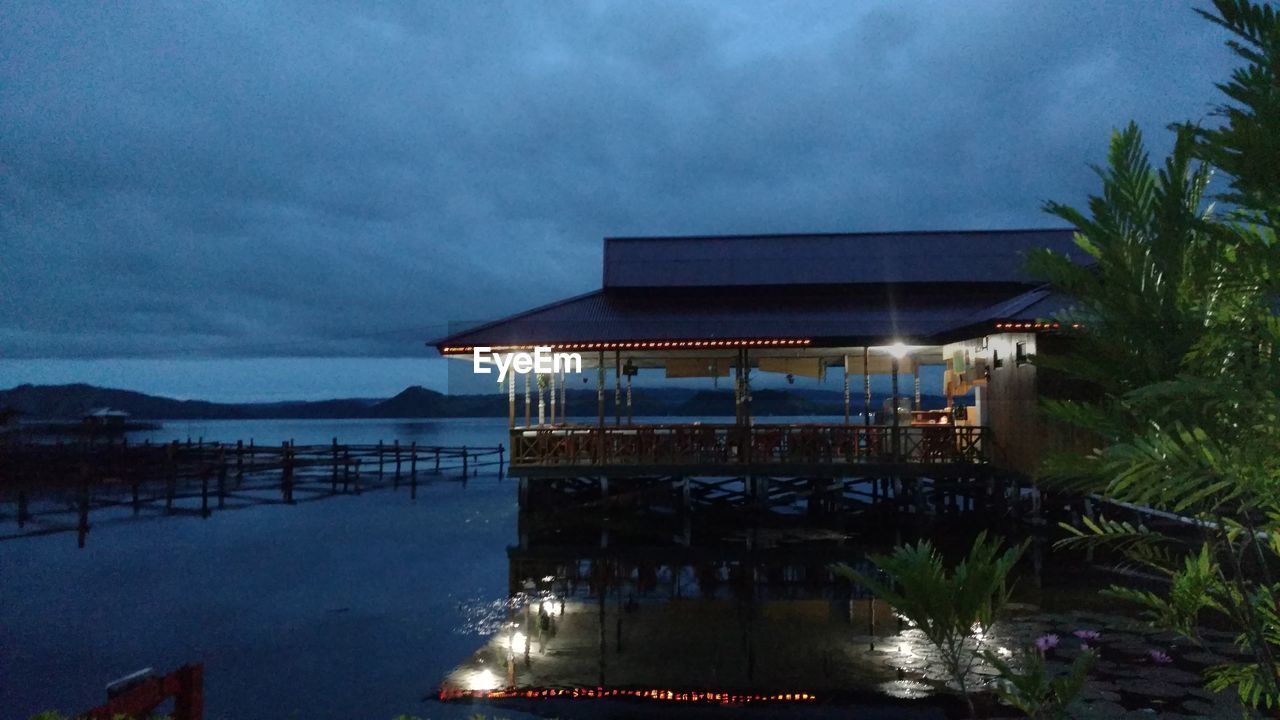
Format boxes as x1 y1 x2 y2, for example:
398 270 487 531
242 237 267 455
509 423 987 476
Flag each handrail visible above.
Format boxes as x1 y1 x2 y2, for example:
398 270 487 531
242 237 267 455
509 423 988 467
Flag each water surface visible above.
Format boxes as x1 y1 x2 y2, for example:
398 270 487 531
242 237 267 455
1 418 521 719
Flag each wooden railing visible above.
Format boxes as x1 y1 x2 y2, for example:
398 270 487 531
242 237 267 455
509 423 987 468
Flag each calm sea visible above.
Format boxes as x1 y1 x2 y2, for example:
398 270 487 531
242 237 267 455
1 417 532 720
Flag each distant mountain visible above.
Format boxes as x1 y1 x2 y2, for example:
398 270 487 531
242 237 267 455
0 383 948 421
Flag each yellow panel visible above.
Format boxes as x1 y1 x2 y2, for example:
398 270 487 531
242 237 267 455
758 357 823 378
665 358 731 378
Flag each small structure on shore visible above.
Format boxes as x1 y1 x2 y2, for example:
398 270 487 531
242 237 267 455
83 407 131 431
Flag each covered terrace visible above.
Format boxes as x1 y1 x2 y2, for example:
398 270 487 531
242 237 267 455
432 229 1084 477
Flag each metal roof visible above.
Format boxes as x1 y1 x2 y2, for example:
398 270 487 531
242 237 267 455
433 229 1085 352
603 228 1082 288
435 284 1055 350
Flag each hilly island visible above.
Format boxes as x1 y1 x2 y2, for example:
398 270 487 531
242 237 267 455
0 383 946 421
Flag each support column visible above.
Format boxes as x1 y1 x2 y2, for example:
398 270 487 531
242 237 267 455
626 369 633 426
597 351 606 462
863 347 871 428
891 356 901 461
913 360 921 410
508 373 516 429
537 374 546 427
597 352 605 426
559 368 567 424
549 369 557 426
524 373 531 427
614 351 621 427
843 355 850 426
734 348 744 426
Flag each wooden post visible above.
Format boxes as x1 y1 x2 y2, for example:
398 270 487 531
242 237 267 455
378 440 386 484
597 351 606 463
354 458 361 494
508 373 517 429
200 464 210 518
626 371 633 426
411 442 418 476
498 444 505 480
524 373 532 428
863 347 872 459
331 438 340 492
217 449 227 510
614 350 621 427
167 440 177 514
843 355 850 426
549 370 557 427
537 374 546 427
236 439 244 487
394 439 401 480
282 442 294 503
462 446 468 480
410 443 419 500
891 356 901 462
433 447 440 472
913 361 921 410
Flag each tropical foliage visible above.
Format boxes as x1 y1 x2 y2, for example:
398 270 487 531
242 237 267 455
834 532 1026 717
982 645 1094 720
1030 0 1280 711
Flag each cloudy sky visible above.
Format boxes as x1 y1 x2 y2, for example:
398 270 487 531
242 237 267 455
0 1 1236 400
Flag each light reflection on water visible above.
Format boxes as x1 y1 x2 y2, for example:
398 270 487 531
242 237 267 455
454 596 515 637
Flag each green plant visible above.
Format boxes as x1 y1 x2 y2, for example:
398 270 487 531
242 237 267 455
982 646 1094 720
1033 0 1280 711
834 532 1027 718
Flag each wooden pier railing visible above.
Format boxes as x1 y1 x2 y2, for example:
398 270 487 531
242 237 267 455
0 438 505 547
509 423 987 468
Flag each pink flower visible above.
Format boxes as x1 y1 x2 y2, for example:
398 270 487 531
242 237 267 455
1148 649 1173 664
1073 629 1101 641
1034 634 1060 652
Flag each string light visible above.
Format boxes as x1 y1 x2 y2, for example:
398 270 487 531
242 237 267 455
438 687 817 704
439 339 813 355
992 321 1083 331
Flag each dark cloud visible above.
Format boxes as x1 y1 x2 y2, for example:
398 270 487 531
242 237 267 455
0 1 1236 360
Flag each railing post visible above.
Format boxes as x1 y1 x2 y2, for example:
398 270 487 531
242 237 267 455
166 440 177 514
217 449 227 510
331 438 340 492
200 461 210 518
282 442 294 504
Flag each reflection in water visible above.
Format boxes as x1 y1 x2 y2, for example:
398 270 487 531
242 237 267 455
441 497 973 710
440 481 1246 719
